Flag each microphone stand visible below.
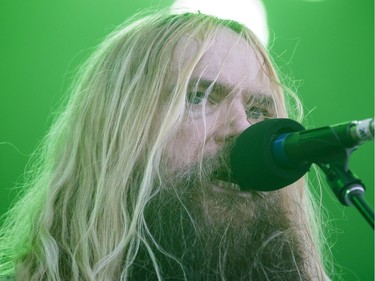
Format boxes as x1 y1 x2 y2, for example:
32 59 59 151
316 147 374 229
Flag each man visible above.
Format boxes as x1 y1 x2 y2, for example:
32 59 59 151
0 12 331 280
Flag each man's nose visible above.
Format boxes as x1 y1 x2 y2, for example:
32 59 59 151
216 100 251 141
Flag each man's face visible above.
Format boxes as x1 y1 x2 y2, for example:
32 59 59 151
166 27 275 193
139 27 313 281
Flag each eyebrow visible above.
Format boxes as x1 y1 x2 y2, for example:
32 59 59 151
187 78 274 104
188 78 230 96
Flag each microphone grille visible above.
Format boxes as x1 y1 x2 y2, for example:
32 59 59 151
230 118 311 192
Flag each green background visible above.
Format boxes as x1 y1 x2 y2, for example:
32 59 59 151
0 0 373 280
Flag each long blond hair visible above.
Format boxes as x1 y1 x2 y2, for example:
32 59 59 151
0 11 330 280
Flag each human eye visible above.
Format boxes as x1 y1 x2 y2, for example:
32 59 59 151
187 91 206 105
186 88 220 106
246 106 271 121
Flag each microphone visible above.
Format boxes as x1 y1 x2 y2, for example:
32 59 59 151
230 118 374 192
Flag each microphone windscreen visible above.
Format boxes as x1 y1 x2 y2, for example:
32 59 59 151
230 118 311 192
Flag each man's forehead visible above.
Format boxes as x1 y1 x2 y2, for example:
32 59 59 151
172 26 272 96
172 27 252 66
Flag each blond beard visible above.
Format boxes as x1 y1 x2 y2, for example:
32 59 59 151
130 144 313 280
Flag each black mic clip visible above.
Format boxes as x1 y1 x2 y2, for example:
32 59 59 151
316 146 374 229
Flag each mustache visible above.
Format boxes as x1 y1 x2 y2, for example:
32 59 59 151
161 140 235 189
